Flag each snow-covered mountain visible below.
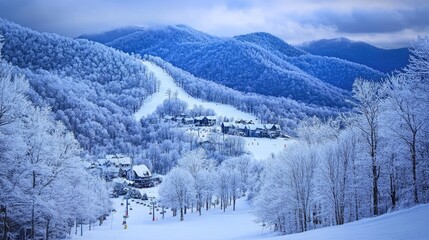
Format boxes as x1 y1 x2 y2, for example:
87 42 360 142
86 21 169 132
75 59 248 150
0 18 157 154
298 38 409 73
0 19 335 155
135 60 258 122
80 25 385 108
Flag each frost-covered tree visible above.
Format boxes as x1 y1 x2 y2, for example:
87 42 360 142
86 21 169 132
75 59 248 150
177 148 213 178
0 42 110 239
352 78 384 216
383 75 428 204
158 168 195 221
255 143 317 233
0 19 157 156
194 170 213 215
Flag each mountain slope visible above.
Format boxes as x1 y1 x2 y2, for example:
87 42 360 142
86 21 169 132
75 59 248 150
146 56 344 134
81 25 384 108
298 38 409 73
277 204 429 240
234 32 307 57
0 18 156 154
236 33 384 90
135 60 258 122
78 26 145 44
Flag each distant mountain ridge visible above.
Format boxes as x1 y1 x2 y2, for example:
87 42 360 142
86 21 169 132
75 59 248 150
79 26 145 44
79 25 385 108
298 37 409 73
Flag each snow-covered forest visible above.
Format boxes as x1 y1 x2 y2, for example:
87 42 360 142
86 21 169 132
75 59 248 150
91 25 384 107
0 19 157 156
0 38 111 239
0 16 428 240
254 37 429 234
145 55 339 133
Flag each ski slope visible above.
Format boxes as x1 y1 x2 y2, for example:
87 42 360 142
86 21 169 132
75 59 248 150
72 194 429 240
71 196 269 240
277 204 429 240
134 61 258 122
244 137 297 161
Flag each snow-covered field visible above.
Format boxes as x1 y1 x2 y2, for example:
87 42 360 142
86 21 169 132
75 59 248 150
72 200 429 240
277 204 429 240
71 191 269 240
244 137 296 160
134 61 258 122
184 126 295 161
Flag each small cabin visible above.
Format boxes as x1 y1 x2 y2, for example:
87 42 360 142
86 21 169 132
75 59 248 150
221 122 233 134
182 117 194 125
131 165 155 188
194 116 216 126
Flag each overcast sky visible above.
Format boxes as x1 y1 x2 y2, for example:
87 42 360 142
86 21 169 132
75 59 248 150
0 0 428 48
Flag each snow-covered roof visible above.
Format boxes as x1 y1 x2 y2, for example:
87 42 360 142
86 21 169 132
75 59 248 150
105 154 132 166
222 122 234 127
247 125 257 130
112 178 133 184
195 116 205 120
254 124 266 130
133 164 151 177
266 124 281 130
206 116 217 120
184 117 194 121
113 157 131 166
97 158 108 165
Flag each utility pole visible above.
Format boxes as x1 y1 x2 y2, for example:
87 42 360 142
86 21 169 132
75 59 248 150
126 197 129 217
150 198 156 221
162 206 165 220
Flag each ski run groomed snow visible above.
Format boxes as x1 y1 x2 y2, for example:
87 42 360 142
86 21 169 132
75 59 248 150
134 61 258 122
72 188 429 240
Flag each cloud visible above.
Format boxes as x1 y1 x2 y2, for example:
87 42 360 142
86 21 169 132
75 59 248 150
0 0 428 48
301 7 429 34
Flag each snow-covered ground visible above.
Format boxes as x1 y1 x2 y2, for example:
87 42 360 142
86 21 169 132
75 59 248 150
72 190 269 240
184 126 296 161
72 191 429 240
244 137 296 160
134 61 258 122
277 204 429 240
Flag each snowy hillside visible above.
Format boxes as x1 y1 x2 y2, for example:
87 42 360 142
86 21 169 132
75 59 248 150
298 38 409 73
244 137 296 160
134 61 258 122
72 197 429 240
72 196 268 240
81 25 385 107
0 18 157 154
277 204 429 240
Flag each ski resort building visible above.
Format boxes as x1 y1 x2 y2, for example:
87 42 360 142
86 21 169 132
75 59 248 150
128 164 155 188
221 122 282 138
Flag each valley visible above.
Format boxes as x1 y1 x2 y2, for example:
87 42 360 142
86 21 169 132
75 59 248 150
0 14 428 240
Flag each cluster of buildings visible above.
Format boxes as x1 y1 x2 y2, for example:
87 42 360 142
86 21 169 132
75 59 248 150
221 121 282 138
89 154 157 188
163 114 283 139
164 115 217 126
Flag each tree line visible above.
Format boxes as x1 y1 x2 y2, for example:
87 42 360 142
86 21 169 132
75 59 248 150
0 38 111 240
158 149 258 221
254 37 429 235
